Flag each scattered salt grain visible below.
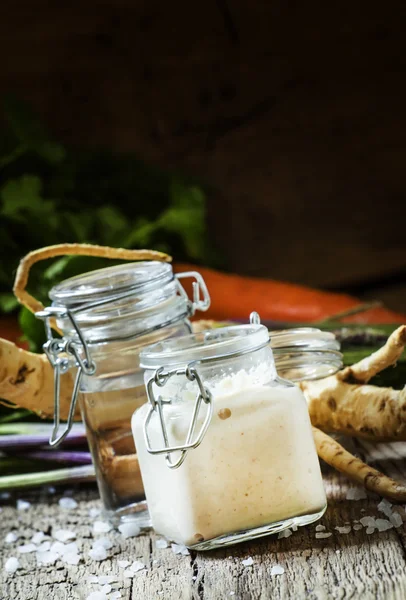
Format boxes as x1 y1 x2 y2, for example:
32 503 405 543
335 526 351 534
390 513 403 528
46 486 56 494
98 575 117 584
171 543 189 556
335 550 340 554
130 560 145 573
118 522 141 539
155 538 169 549
50 541 67 555
110 593 122 600
93 521 112 534
0 491 11 499
17 499 31 511
5 557 20 573
366 527 375 535
5 532 18 543
360 516 376 528
278 529 292 539
86 592 108 600
53 529 76 542
87 575 99 583
18 543 37 554
36 551 58 565
36 541 51 552
315 532 332 539
31 531 47 545
59 497 78 510
229 593 235 597
123 569 135 578
63 552 80 565
346 487 367 501
270 565 285 576
242 557 254 567
118 560 130 569
375 518 393 532
100 585 112 594
89 507 101 518
89 546 108 561
93 537 113 550
315 525 326 532
377 498 393 518
353 524 363 531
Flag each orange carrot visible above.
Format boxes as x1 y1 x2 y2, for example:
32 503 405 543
174 264 406 324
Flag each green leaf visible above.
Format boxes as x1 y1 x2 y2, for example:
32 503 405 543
18 307 46 352
0 293 19 313
3 95 66 164
43 256 74 281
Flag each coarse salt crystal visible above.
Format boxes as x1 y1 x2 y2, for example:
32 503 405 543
335 526 351 534
123 568 135 578
171 543 189 556
100 585 112 594
366 527 375 535
86 593 108 600
89 507 101 518
278 529 292 539
390 513 403 528
37 551 58 565
229 593 235 597
110 593 122 600
98 575 117 584
17 499 31 511
93 521 112 534
315 525 326 532
53 529 76 542
5 532 18 543
93 537 113 550
46 486 56 494
36 541 51 552
31 532 47 545
63 542 79 555
89 546 107 561
50 541 66 556
315 532 332 539
242 557 254 566
59 497 78 510
118 522 141 539
87 575 99 583
377 498 393 518
0 491 11 499
5 557 20 573
270 565 285 576
335 550 340 554
375 518 393 532
353 524 363 531
18 543 37 554
155 538 169 549
130 560 145 573
63 553 80 565
118 560 130 568
360 516 376 528
346 488 367 501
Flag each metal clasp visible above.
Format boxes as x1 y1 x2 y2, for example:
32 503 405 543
143 364 213 469
36 307 96 447
175 271 211 313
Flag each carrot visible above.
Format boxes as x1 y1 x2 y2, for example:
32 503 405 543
174 263 406 324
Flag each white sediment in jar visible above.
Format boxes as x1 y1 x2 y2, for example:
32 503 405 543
132 366 327 546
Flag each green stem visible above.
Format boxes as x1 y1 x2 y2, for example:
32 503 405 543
0 464 95 490
0 144 27 169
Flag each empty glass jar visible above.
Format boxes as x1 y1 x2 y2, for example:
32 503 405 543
132 322 327 549
37 261 210 523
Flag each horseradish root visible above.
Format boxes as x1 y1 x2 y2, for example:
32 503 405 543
313 427 406 502
301 326 406 441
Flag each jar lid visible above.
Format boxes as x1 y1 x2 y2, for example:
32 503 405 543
140 324 270 369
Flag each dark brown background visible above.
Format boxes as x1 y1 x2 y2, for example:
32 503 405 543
1 1 406 308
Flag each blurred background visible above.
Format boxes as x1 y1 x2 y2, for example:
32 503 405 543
1 0 406 338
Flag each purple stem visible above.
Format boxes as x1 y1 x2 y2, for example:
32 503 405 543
12 450 92 465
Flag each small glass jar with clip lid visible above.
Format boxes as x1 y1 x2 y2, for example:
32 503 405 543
132 314 327 549
36 260 210 524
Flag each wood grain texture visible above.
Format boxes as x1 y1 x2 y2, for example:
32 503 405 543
1 444 406 600
1 1 406 292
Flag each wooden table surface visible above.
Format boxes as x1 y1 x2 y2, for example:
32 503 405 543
2 440 406 600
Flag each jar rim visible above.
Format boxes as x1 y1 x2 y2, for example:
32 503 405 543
49 261 173 307
140 324 270 368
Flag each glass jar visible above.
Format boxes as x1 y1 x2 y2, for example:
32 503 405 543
36 261 210 523
132 323 327 550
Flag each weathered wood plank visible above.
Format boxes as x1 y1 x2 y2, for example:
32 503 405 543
1 446 406 599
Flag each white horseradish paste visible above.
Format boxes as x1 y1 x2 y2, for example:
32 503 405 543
132 367 326 546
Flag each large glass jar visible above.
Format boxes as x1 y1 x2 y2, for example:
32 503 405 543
132 323 327 549
37 261 210 523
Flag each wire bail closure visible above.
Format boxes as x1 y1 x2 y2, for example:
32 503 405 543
143 365 213 469
175 271 211 313
36 306 96 447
